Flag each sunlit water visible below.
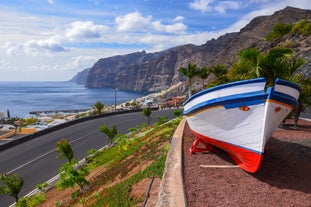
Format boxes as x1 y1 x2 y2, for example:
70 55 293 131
0 81 146 118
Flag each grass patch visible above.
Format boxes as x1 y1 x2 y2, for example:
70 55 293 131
35 116 181 206
82 117 181 206
90 155 167 207
16 193 45 207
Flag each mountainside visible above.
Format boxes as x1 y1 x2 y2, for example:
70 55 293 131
69 68 90 85
73 6 311 94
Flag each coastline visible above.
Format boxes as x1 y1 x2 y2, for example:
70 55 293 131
0 81 145 118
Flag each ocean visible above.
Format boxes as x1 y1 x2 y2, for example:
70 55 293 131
0 81 146 118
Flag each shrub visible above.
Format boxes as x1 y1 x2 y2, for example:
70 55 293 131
156 115 168 125
291 19 311 35
16 193 45 207
0 173 24 202
173 109 183 117
56 161 89 191
36 182 48 191
266 23 292 41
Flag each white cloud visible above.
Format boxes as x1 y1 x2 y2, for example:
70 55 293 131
189 0 213 13
173 16 184 22
0 59 10 71
214 1 240 14
152 21 187 34
115 12 152 32
139 31 219 51
115 12 187 34
65 21 109 41
48 0 55 4
4 42 20 56
70 56 98 69
189 0 239 13
23 38 66 56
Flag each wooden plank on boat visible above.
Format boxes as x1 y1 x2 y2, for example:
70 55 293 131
200 165 239 168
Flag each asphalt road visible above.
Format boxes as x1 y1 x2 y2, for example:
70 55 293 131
0 109 176 207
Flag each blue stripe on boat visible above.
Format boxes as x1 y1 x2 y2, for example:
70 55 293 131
267 83 299 107
183 77 266 106
269 92 298 107
183 91 267 115
275 78 302 93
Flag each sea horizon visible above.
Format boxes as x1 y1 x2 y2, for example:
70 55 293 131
0 81 146 118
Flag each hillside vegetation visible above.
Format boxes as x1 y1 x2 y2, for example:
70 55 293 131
19 116 181 207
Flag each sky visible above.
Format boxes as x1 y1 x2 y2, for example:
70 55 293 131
0 0 310 81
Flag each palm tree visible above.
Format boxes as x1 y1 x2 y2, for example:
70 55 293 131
261 47 310 125
143 107 152 125
92 101 104 115
238 48 263 78
259 47 295 86
208 64 229 87
99 124 118 144
232 46 310 125
0 173 24 202
56 138 74 163
178 63 198 98
228 48 262 82
197 66 210 90
228 61 255 81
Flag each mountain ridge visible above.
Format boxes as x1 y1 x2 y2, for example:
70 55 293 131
71 6 311 95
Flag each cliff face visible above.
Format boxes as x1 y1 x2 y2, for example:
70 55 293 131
69 68 90 85
75 6 311 92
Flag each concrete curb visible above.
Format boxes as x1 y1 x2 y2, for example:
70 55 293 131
157 118 187 207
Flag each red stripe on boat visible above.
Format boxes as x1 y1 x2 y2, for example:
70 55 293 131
192 130 263 173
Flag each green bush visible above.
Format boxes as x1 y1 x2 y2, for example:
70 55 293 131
156 115 168 125
16 193 45 207
266 20 311 41
36 182 48 190
129 127 137 132
266 23 292 41
56 160 89 191
291 19 311 35
173 109 183 116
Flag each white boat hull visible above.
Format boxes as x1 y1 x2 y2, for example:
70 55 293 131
184 78 300 173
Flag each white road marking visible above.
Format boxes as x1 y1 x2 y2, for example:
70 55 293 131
7 131 96 174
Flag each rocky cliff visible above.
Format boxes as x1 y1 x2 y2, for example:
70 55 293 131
69 68 90 85
73 6 311 93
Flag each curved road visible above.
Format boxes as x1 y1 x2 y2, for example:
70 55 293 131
0 109 176 206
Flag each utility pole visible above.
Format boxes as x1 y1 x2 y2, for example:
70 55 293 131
114 88 117 110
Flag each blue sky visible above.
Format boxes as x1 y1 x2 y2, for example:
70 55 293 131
0 0 310 81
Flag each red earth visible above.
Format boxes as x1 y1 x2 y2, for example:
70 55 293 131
183 119 311 207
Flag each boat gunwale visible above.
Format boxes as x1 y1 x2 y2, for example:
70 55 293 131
183 77 266 106
183 78 300 116
275 78 302 93
183 91 267 116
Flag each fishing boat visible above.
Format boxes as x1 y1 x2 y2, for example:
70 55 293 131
183 78 301 173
